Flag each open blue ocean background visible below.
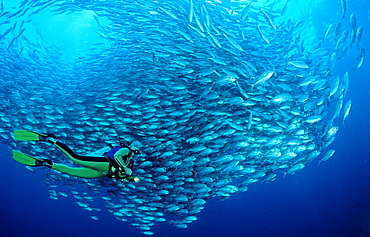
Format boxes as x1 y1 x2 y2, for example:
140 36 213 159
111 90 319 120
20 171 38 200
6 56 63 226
0 0 369 236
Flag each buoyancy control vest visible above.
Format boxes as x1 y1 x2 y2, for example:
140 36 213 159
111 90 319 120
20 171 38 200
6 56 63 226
104 146 134 179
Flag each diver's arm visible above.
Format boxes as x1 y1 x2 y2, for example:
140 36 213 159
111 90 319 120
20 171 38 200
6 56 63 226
52 163 106 178
128 160 134 169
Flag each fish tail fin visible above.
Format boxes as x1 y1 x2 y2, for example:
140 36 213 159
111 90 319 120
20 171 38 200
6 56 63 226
282 171 287 178
318 160 322 166
340 120 346 128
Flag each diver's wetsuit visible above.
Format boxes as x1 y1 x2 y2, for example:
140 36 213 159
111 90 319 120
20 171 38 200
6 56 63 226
47 139 133 179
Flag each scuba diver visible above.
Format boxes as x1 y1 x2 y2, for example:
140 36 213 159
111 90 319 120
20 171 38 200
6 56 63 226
12 130 140 182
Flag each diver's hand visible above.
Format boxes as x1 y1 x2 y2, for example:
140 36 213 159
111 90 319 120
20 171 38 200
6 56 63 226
125 175 140 182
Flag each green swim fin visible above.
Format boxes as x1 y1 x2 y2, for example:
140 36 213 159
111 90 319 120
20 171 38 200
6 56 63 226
14 130 46 141
12 150 43 166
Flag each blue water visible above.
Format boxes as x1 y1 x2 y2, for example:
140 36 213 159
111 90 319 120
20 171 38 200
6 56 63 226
1 0 369 236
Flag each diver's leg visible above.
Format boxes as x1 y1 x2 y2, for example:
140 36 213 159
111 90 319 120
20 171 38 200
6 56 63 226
41 136 110 172
42 137 101 161
52 163 106 178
